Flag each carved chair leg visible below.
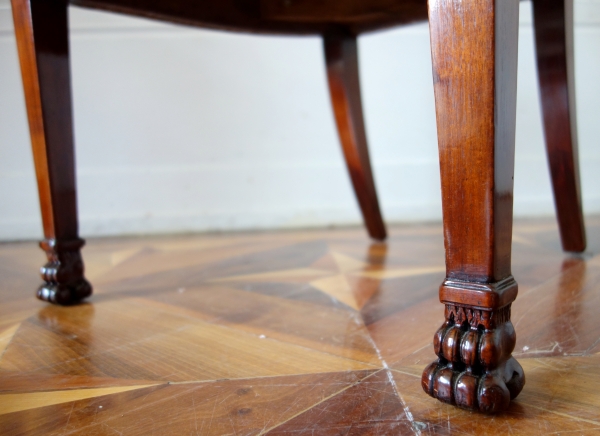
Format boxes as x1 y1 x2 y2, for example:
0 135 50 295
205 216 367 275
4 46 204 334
324 33 387 241
533 0 586 252
423 0 525 412
12 0 91 304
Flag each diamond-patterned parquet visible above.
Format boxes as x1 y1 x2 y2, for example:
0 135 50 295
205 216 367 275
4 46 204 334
1 217 600 434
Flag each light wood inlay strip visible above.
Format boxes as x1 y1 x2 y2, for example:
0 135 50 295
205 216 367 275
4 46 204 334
0 384 162 415
353 265 445 279
0 324 20 357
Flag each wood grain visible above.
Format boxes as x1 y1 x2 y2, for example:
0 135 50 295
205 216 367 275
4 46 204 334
429 0 519 282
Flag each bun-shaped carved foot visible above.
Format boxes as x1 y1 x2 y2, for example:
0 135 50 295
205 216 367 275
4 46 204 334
422 301 525 413
422 356 524 413
37 238 92 305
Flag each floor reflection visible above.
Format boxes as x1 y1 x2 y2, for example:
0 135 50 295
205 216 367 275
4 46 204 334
0 218 598 434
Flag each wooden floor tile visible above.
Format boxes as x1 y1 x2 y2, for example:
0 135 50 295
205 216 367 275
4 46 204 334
0 299 375 381
0 371 373 435
513 256 600 358
265 370 416 435
390 354 600 434
144 286 382 365
518 353 600 424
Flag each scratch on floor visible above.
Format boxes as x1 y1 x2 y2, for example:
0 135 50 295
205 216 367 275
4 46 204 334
525 403 600 426
256 369 383 435
61 402 75 436
519 341 564 356
546 427 600 435
360 324 420 435
389 368 421 379
583 335 600 355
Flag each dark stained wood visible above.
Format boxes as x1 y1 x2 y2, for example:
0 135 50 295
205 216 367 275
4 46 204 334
11 0 67 241
532 0 586 253
439 276 518 309
262 0 426 24
424 0 524 412
11 0 91 305
429 0 519 283
10 0 91 305
324 33 386 241
70 0 428 36
422 303 525 412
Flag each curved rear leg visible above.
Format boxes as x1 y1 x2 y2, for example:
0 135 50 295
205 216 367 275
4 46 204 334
533 0 586 252
324 33 387 241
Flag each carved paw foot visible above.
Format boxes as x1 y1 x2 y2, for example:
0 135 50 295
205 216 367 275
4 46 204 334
37 238 92 305
422 303 525 413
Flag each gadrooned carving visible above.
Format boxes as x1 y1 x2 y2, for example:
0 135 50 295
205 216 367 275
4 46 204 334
422 303 525 413
37 238 92 305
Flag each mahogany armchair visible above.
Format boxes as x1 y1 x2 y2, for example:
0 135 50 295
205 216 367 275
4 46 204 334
11 0 585 413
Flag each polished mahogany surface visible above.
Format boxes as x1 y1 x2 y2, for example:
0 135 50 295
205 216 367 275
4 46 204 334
429 0 519 283
0 217 599 434
11 0 92 304
425 0 523 412
532 0 586 252
70 0 429 35
324 33 387 241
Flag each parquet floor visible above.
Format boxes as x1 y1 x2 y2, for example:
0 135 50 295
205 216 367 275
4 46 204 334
1 217 600 435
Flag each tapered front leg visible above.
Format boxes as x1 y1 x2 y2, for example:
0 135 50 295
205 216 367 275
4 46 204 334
324 33 386 241
12 0 91 304
533 0 586 252
422 0 524 412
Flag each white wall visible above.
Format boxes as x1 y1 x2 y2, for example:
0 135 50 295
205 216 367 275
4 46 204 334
0 0 599 241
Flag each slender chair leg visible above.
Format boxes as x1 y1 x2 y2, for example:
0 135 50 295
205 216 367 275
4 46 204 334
324 33 387 241
12 0 91 304
422 0 525 413
532 0 586 252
